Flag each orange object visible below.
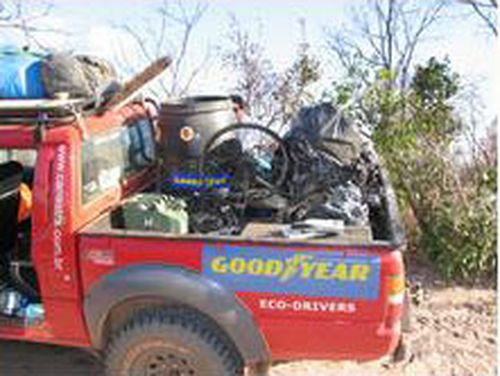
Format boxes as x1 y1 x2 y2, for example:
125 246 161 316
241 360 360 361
18 182 33 222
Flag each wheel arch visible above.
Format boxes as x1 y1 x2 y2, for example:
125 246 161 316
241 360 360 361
83 264 270 370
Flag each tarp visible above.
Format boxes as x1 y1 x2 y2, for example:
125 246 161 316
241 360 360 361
0 46 46 99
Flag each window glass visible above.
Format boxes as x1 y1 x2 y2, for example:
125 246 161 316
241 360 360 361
0 150 37 167
0 149 37 186
81 118 155 203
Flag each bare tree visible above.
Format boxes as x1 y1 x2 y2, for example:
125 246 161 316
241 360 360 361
326 0 447 90
0 0 65 49
273 19 321 127
116 0 209 98
224 16 321 127
456 0 497 36
223 13 277 122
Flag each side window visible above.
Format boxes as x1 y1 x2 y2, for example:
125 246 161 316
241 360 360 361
81 130 124 203
0 149 37 186
81 118 155 204
0 150 37 167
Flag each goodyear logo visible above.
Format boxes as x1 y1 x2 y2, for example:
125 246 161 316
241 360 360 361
203 245 380 300
168 173 231 190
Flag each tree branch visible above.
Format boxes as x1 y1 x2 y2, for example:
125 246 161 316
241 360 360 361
458 0 498 35
0 0 67 49
117 0 209 98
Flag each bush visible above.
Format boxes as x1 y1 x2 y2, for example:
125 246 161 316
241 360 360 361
374 59 498 283
332 57 497 283
419 181 496 282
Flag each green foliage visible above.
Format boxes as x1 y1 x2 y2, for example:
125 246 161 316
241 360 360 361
377 68 397 82
411 57 460 107
420 185 496 282
330 57 497 283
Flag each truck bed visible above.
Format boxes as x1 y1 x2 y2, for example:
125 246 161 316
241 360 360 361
82 165 404 249
82 209 388 247
77 163 406 362
78 206 404 362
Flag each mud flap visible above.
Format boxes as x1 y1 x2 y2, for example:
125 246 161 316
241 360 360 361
402 290 412 332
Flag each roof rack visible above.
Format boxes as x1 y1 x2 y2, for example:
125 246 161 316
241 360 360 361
0 98 92 125
0 56 172 126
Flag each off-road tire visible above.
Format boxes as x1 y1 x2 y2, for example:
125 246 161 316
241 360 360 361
104 308 244 376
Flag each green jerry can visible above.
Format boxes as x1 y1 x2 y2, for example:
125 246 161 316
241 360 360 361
120 193 189 234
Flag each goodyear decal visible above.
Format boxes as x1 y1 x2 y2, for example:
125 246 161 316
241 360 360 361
203 245 380 300
168 173 232 190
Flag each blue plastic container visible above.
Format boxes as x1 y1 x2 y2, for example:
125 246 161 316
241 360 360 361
0 46 46 99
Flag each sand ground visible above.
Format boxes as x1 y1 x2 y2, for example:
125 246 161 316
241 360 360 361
0 274 496 376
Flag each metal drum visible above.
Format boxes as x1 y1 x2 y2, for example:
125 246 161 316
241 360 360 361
159 96 236 170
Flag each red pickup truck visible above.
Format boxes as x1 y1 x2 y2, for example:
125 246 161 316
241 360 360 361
0 99 407 376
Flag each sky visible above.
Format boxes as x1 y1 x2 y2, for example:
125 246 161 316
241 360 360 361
2 0 497 122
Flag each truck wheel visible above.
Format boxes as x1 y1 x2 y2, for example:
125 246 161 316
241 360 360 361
104 308 244 376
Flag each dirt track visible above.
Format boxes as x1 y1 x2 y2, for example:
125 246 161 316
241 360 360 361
0 282 496 376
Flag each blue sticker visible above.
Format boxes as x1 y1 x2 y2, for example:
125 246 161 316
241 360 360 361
165 173 232 190
203 245 380 300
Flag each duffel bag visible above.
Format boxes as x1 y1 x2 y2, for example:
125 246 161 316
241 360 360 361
42 53 120 100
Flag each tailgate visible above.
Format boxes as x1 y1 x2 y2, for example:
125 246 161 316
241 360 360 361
203 243 401 318
202 242 405 359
